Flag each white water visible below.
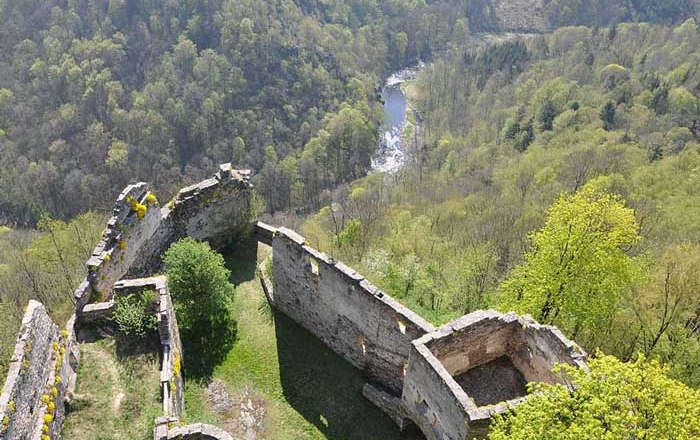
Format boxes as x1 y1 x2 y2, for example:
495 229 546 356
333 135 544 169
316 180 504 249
371 63 424 173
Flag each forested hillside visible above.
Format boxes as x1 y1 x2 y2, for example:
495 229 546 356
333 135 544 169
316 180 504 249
1 0 697 226
0 0 489 225
305 21 700 386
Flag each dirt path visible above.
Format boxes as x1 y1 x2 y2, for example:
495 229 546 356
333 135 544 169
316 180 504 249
79 341 124 413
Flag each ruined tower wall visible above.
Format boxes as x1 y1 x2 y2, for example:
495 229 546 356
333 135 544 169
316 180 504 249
0 301 78 440
74 165 252 310
271 227 435 394
127 166 252 277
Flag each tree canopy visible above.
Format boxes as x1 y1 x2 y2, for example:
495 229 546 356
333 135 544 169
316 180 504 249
488 354 700 440
499 178 641 345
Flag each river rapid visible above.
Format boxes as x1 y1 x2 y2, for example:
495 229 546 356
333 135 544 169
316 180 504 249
371 64 423 173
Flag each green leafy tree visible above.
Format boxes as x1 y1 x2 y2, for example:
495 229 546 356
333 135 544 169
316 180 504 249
163 238 236 377
164 238 234 330
498 178 641 343
488 354 700 440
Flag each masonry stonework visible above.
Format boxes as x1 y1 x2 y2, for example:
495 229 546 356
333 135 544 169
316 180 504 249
401 311 587 440
1 165 590 440
0 301 78 440
271 227 435 394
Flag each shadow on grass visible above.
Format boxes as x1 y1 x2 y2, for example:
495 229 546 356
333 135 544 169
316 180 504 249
181 315 237 381
274 310 424 440
181 238 256 381
222 236 259 286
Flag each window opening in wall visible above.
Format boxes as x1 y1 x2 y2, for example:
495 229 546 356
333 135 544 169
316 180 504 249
309 257 319 275
397 320 407 334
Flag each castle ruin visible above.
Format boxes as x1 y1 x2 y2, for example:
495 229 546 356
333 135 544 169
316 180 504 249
0 164 586 440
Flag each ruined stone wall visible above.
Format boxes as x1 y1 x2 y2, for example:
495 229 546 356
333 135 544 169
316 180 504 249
84 183 162 304
0 301 78 440
129 165 252 277
79 276 185 419
154 419 234 440
75 164 252 310
271 227 435 394
402 342 473 440
401 311 587 440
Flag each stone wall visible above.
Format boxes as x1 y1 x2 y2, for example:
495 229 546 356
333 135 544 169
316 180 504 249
271 227 435 394
0 301 78 440
76 164 252 310
128 165 252 277
80 276 185 419
154 418 234 440
401 311 587 440
85 183 162 303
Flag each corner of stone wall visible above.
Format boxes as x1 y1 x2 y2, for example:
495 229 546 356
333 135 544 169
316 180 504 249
271 227 435 395
0 301 62 440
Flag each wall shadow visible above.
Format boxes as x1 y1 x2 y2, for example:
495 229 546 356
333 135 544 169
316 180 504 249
222 237 259 286
179 238 258 381
273 309 424 440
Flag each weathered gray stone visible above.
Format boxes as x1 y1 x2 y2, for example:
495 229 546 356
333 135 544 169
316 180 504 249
271 232 434 394
362 383 406 429
401 310 588 440
254 221 276 245
0 301 60 440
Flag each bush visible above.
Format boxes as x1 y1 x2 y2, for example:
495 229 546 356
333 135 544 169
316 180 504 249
164 238 236 378
112 291 157 337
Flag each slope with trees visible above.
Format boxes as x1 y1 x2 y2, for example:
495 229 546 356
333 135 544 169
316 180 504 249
304 20 700 386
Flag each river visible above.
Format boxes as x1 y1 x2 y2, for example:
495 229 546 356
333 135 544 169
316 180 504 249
371 64 423 173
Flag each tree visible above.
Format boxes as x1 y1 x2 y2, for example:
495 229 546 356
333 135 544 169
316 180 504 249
498 178 641 343
488 354 700 440
164 238 234 330
163 238 236 377
539 100 557 131
601 101 616 130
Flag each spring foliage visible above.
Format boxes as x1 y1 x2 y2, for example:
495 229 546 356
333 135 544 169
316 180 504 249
488 354 700 440
499 178 641 344
163 238 236 377
112 291 157 337
163 238 234 331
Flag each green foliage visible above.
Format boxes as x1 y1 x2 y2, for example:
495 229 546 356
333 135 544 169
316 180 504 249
163 238 236 378
498 178 641 343
164 238 234 331
304 20 700 385
488 354 700 440
112 291 157 337
0 0 493 226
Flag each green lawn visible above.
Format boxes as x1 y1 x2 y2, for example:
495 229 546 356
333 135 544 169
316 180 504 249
62 335 162 440
183 240 414 439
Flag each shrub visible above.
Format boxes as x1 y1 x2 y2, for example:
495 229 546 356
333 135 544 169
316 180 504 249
112 291 157 337
488 354 700 439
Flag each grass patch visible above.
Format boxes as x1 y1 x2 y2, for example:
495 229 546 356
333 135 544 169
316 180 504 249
183 240 414 439
62 335 161 440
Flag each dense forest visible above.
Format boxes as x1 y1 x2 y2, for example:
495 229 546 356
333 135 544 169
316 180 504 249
0 0 493 225
304 21 700 387
0 0 697 226
1 0 700 436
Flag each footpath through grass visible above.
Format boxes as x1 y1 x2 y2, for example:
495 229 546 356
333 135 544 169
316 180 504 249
183 240 413 440
62 335 161 440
